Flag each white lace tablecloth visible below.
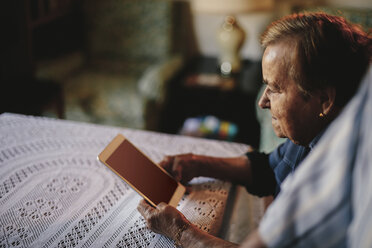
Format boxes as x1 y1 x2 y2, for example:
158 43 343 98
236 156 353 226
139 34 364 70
0 113 249 248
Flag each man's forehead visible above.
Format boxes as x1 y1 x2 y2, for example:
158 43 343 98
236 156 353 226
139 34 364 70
263 38 299 60
263 47 278 62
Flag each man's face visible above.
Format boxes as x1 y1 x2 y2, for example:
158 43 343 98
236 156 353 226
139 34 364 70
259 39 321 145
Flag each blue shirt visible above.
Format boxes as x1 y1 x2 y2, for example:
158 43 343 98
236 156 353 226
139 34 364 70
246 132 324 197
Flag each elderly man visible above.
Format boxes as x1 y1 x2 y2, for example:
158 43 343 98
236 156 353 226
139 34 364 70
245 65 372 247
138 12 371 247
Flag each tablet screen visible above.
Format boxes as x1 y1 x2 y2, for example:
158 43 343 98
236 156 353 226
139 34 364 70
106 139 178 205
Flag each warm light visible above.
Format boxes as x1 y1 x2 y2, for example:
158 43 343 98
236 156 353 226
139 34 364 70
191 0 274 75
191 0 274 14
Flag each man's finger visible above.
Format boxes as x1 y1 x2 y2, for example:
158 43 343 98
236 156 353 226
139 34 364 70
159 156 174 173
172 157 182 181
156 202 168 211
137 199 155 217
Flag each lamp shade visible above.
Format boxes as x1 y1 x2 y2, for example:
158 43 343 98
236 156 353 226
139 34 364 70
191 0 274 14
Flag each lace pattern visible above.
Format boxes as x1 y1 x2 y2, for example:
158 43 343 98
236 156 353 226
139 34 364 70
0 113 249 247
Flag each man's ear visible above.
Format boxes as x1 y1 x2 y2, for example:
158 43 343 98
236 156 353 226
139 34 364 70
320 87 336 115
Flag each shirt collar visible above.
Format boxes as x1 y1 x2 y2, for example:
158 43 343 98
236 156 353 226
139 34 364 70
308 129 327 151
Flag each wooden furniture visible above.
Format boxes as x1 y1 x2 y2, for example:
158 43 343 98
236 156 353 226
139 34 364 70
159 56 262 147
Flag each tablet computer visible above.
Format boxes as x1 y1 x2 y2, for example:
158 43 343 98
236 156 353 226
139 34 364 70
98 134 186 207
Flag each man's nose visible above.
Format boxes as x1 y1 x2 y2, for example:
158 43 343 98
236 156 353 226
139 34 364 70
258 88 270 109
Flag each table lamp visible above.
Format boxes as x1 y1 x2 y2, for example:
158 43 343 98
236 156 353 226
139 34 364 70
191 0 273 75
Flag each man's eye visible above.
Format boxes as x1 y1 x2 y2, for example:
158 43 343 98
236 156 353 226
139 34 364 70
269 86 281 93
267 87 275 93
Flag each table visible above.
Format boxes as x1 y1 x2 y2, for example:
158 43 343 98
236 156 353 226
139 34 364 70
0 113 250 247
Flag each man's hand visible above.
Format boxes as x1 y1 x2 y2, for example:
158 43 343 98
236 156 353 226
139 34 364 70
137 199 190 241
160 153 252 188
159 153 200 184
137 199 240 248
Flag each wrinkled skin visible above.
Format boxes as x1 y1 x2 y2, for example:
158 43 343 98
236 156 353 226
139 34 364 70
137 199 190 240
259 38 336 146
137 199 258 247
159 153 200 185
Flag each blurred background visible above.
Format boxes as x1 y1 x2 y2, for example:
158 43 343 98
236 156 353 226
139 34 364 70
1 0 371 243
1 0 371 149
